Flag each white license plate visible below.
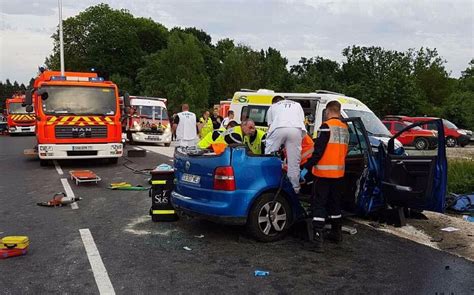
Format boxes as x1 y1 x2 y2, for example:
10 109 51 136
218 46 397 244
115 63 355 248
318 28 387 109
181 173 200 184
146 136 161 141
72 146 93 151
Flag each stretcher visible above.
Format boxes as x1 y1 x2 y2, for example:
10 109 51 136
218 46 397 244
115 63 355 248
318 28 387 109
69 170 101 185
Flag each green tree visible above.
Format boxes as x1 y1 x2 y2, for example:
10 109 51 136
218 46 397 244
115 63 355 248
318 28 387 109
260 47 292 91
290 57 342 92
137 31 210 113
341 46 422 116
45 4 168 93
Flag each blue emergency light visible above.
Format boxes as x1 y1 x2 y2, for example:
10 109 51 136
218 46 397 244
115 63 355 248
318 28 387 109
89 77 105 82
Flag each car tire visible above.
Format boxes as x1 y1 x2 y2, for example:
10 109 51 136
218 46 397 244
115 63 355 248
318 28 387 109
414 137 429 150
446 136 457 148
247 192 292 242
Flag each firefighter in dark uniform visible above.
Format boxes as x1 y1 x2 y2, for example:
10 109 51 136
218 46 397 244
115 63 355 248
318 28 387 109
302 100 350 252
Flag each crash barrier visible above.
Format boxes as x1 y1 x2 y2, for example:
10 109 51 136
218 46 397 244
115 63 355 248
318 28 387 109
149 164 178 222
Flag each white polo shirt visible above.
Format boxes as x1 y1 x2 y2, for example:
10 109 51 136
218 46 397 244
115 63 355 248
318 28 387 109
266 99 305 133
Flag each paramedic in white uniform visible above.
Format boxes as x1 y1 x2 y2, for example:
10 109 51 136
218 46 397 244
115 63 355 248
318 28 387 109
265 96 306 193
172 104 198 147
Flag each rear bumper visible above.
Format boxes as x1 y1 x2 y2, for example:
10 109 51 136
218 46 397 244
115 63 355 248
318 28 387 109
9 125 35 134
37 143 123 159
131 131 171 144
171 190 248 225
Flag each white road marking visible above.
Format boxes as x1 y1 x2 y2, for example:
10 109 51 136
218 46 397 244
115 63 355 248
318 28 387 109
60 178 79 210
79 229 116 295
53 160 63 175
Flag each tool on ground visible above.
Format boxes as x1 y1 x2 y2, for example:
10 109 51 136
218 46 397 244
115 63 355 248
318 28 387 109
0 236 29 259
37 192 82 207
108 182 149 191
69 170 101 185
149 164 178 222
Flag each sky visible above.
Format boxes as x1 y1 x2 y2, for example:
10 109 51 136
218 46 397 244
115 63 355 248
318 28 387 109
0 0 473 84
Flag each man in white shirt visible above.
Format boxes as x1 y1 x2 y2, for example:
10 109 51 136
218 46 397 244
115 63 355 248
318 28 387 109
265 96 306 193
172 104 198 147
220 110 235 128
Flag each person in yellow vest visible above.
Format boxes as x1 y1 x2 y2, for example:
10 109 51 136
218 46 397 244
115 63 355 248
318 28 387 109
224 119 266 155
197 121 238 150
198 111 213 139
302 100 349 252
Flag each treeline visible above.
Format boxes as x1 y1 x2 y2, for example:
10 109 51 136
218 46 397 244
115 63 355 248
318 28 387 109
0 80 30 111
8 4 474 129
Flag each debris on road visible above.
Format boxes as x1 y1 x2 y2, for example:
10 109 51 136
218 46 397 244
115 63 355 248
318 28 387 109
69 170 101 185
440 227 460 232
342 225 358 235
183 246 192 251
37 192 82 207
462 215 474 222
430 237 443 242
108 182 149 191
446 193 474 213
194 235 205 239
254 270 270 277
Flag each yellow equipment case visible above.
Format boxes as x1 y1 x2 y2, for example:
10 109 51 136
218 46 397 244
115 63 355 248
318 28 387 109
0 236 30 250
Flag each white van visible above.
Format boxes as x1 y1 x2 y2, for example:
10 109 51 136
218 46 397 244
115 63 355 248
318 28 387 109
229 89 397 148
124 96 172 146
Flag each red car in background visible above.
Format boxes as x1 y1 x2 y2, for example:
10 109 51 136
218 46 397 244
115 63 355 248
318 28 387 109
382 119 437 150
384 116 472 147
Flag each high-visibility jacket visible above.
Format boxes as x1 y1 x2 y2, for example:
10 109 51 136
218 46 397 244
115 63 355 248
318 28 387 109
312 118 349 178
224 126 266 155
300 134 314 166
197 128 226 149
243 129 266 155
199 117 213 138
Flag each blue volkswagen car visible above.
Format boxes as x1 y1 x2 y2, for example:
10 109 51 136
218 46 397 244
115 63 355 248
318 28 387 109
171 118 447 242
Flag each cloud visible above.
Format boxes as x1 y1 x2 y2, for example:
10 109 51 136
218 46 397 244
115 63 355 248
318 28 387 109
0 0 472 83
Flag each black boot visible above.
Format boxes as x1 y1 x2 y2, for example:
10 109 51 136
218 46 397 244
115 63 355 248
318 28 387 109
327 219 342 243
310 220 324 253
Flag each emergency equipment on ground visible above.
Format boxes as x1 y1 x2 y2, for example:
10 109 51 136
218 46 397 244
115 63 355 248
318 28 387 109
0 236 29 259
69 170 101 185
149 164 178 222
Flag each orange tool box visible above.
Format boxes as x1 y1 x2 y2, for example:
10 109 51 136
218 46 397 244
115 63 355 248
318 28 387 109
69 170 101 185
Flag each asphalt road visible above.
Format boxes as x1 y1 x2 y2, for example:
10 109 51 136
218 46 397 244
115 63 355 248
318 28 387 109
1 135 473 294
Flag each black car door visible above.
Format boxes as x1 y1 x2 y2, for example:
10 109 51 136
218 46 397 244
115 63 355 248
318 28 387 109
381 119 447 213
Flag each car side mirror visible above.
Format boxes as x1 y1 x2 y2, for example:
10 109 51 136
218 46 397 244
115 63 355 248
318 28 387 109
123 92 131 107
26 105 34 113
37 88 48 100
24 89 33 106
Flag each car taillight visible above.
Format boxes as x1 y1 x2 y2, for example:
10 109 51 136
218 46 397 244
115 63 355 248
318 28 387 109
213 166 236 191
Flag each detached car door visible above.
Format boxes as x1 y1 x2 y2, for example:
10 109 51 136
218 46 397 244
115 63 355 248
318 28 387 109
382 119 447 213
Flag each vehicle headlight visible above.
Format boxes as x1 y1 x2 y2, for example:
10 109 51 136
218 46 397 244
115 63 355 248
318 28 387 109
458 130 467 135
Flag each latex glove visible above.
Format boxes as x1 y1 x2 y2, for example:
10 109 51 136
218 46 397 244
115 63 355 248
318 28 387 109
300 168 308 179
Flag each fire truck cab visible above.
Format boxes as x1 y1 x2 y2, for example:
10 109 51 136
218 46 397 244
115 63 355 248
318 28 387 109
6 95 36 135
24 70 125 165
124 96 171 146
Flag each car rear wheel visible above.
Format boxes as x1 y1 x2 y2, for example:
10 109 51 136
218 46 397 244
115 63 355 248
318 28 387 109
446 136 456 147
414 137 428 150
247 193 292 242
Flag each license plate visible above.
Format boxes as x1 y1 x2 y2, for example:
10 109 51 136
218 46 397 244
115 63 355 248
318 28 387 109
146 136 161 141
181 173 200 184
72 146 93 151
